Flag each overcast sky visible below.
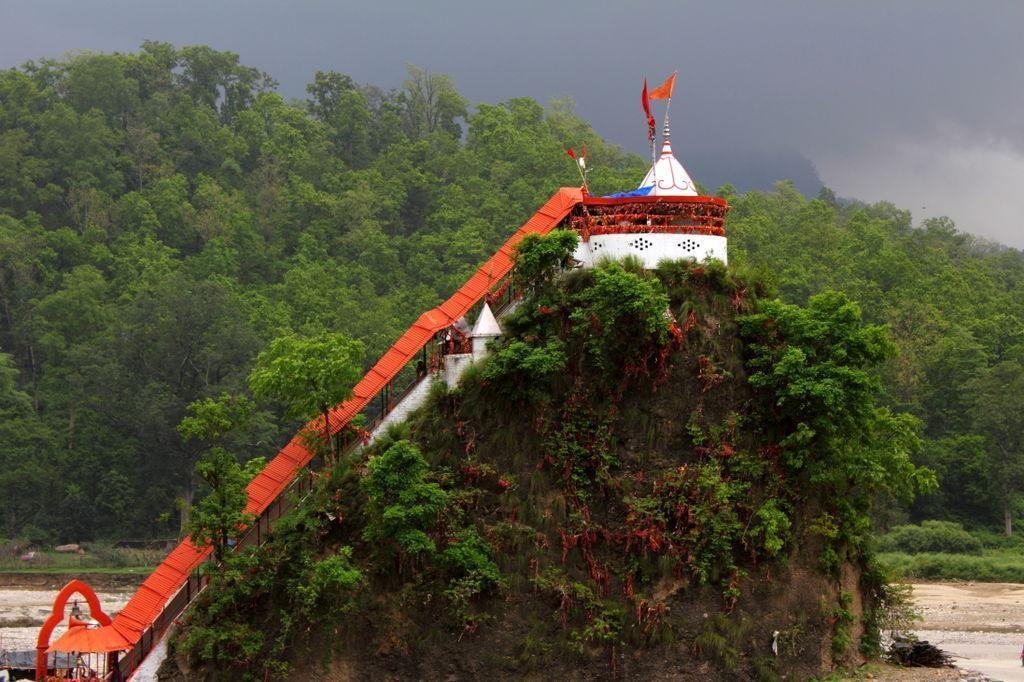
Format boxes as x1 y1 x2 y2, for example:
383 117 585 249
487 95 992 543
2 0 1022 246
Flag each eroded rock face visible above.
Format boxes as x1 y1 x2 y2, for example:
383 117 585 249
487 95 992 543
280 564 864 681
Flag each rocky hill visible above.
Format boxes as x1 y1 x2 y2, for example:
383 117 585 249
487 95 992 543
161 238 932 680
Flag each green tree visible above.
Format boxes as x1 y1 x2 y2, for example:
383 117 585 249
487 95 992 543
62 52 140 123
967 356 1024 535
361 440 447 557
400 64 467 140
109 272 261 534
512 229 579 293
305 70 372 167
248 333 364 463
188 448 253 563
739 292 935 546
175 45 276 123
0 351 55 537
912 435 994 525
178 394 261 561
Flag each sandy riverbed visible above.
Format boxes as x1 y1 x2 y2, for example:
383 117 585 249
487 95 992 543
910 582 1024 682
0 587 133 653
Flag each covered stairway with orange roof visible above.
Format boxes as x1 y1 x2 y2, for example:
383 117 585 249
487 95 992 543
36 187 583 682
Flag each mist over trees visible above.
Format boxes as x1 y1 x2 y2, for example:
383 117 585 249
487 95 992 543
0 43 1020 542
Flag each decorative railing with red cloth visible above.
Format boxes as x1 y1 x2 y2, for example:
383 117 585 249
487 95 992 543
572 195 730 239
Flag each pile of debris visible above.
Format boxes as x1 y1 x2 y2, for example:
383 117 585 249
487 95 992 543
888 635 955 667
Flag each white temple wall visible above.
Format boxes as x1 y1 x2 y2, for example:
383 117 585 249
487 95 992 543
365 375 436 445
574 233 728 268
364 352 482 447
472 334 498 358
443 352 475 389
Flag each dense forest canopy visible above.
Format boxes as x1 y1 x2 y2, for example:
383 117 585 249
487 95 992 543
0 43 1021 543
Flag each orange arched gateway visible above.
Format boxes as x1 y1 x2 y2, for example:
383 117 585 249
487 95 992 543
35 579 123 681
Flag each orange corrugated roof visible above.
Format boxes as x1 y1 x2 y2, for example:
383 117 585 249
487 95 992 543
108 188 582 650
48 624 131 653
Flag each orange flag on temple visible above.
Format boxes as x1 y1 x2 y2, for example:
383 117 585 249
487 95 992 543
649 72 677 100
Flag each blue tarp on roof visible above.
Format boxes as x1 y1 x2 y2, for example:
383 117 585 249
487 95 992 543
601 185 654 199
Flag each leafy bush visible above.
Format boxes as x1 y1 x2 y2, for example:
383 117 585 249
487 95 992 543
362 440 447 555
694 614 748 671
877 550 1024 582
441 528 502 589
569 261 669 376
178 619 265 668
480 339 566 401
750 498 791 556
876 520 982 555
441 528 504 627
873 581 921 636
512 229 579 292
176 489 362 677
969 528 1024 550
296 547 362 610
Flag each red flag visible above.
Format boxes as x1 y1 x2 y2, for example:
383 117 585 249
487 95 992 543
641 79 654 125
641 79 656 142
649 72 677 100
566 147 576 159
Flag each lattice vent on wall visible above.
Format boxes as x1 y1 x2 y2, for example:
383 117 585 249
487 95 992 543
628 237 654 251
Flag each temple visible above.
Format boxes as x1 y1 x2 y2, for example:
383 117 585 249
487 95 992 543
571 121 729 268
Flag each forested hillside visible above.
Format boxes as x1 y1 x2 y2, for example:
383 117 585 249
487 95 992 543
0 43 1020 543
725 186 1024 532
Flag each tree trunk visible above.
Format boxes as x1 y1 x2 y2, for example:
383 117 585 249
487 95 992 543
321 406 336 466
28 343 38 411
180 478 195 537
1005 504 1013 536
67 405 75 451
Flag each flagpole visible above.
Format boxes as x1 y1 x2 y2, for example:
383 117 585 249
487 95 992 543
646 71 677 186
576 156 588 194
642 79 657 172
661 71 677 137
567 148 588 194
650 94 657 169
651 124 657 170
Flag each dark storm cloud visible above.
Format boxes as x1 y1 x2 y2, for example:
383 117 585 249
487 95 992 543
2 1 1022 244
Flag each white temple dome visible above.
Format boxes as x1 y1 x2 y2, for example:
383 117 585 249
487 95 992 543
470 302 502 338
638 124 698 196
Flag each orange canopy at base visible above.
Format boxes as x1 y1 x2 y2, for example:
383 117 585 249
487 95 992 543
47 624 131 653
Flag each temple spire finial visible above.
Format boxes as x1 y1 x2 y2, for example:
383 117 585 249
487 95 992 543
639 109 696 195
